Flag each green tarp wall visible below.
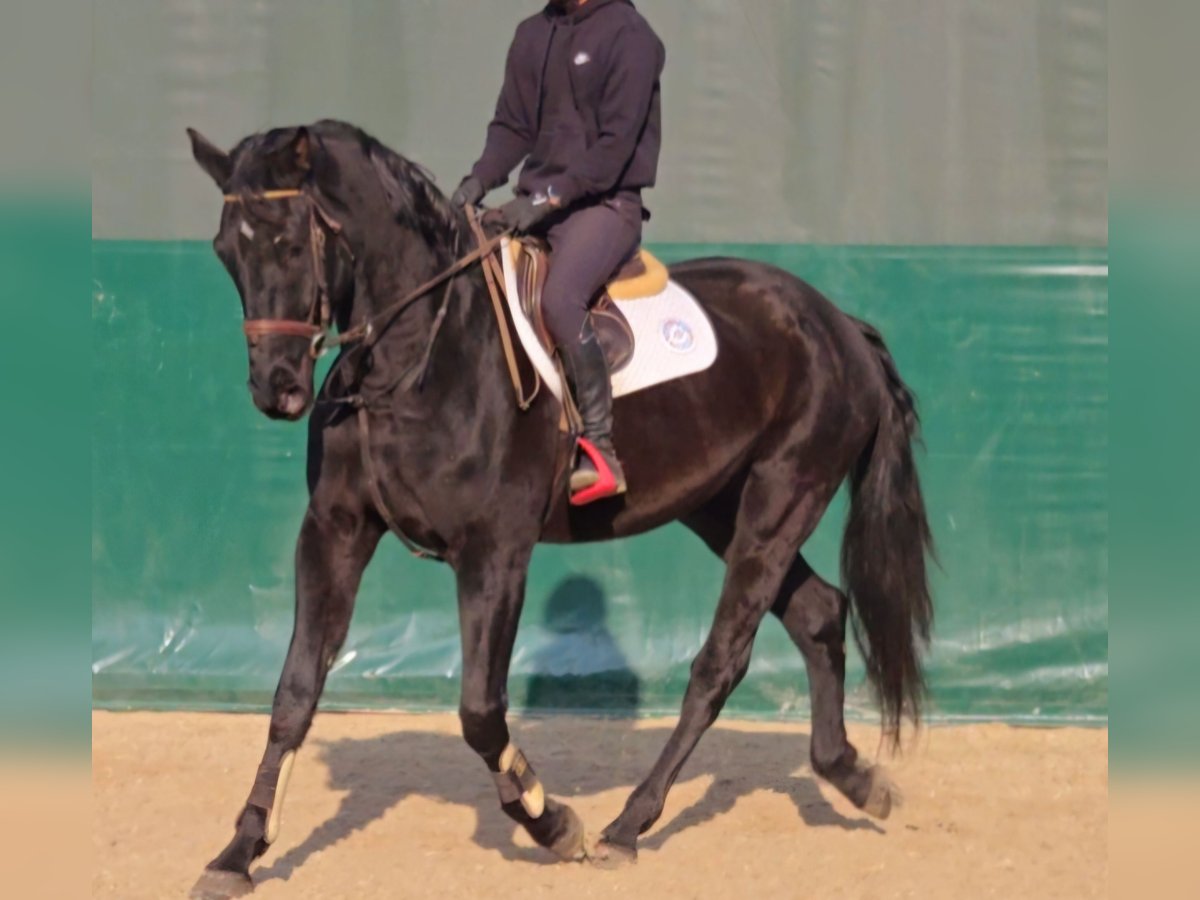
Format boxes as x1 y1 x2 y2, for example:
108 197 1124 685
92 1 1108 723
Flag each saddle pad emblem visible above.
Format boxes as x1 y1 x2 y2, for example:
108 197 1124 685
501 237 718 404
660 318 696 354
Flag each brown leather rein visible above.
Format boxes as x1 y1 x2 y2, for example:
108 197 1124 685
222 188 517 367
223 188 540 563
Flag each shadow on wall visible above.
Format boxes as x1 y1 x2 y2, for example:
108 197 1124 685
523 575 640 716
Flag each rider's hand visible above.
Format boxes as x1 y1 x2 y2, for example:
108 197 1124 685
450 176 485 209
500 194 554 234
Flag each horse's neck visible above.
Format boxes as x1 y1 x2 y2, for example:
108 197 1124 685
349 226 499 405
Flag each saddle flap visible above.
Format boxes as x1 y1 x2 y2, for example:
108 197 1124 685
515 237 553 350
591 294 635 374
512 240 635 374
500 235 718 406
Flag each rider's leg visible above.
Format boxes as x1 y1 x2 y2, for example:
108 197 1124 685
562 316 623 497
541 197 641 502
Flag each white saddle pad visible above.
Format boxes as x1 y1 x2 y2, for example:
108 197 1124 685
500 237 718 403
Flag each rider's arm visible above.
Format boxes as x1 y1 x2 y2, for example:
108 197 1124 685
546 25 664 207
470 38 535 191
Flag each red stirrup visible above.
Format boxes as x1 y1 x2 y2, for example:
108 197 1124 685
569 438 622 506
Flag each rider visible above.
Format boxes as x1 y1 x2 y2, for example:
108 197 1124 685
451 0 665 504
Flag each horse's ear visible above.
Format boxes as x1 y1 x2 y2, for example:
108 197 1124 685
290 127 312 174
187 128 232 189
263 127 312 179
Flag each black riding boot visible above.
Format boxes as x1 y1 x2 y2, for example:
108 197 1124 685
560 318 627 503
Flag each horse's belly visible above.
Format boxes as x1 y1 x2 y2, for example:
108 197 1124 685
538 257 845 545
541 329 781 543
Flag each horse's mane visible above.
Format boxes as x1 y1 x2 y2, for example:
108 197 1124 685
232 119 464 251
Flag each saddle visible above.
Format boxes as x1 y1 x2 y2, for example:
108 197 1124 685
510 239 670 374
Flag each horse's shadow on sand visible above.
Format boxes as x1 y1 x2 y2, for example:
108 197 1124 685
253 724 883 885
253 576 883 886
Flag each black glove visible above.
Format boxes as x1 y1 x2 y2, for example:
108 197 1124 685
500 194 554 234
450 176 485 209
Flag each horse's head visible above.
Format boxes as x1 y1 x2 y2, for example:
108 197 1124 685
188 126 349 421
189 121 468 420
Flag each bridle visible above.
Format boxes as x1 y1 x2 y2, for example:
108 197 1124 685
219 186 549 563
220 185 541 562
223 187 345 359
221 187 520 369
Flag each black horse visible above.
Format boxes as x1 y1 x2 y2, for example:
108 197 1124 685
185 120 933 898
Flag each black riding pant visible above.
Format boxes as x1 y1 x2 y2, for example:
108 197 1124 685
537 191 643 347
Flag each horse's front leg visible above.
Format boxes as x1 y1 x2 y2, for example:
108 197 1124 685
191 505 383 899
454 539 588 862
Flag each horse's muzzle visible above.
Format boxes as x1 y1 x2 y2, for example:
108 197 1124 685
276 388 308 419
250 365 312 421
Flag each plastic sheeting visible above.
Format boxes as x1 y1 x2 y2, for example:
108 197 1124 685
92 243 1107 721
90 0 1107 721
92 0 1107 245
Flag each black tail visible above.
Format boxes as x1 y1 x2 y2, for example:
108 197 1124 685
841 319 935 748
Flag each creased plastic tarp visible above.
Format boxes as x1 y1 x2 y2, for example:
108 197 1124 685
92 243 1107 721
91 0 1107 721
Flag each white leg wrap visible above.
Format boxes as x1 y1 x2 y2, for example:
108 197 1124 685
264 750 296 844
493 743 545 819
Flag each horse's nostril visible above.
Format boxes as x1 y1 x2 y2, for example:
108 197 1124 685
277 389 307 418
268 366 298 392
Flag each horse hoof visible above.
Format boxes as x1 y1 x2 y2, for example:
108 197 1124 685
189 869 254 899
862 767 903 820
588 838 637 870
549 805 588 862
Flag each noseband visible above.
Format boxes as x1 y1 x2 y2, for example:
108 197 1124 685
221 189 528 406
218 190 538 563
223 188 346 358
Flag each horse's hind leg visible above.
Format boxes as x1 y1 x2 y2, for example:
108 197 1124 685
594 465 837 865
190 508 382 899
684 503 898 819
772 561 899 818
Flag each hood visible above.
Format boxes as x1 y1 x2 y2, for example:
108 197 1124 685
546 0 632 23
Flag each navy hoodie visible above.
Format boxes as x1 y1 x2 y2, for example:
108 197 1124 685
469 0 665 208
